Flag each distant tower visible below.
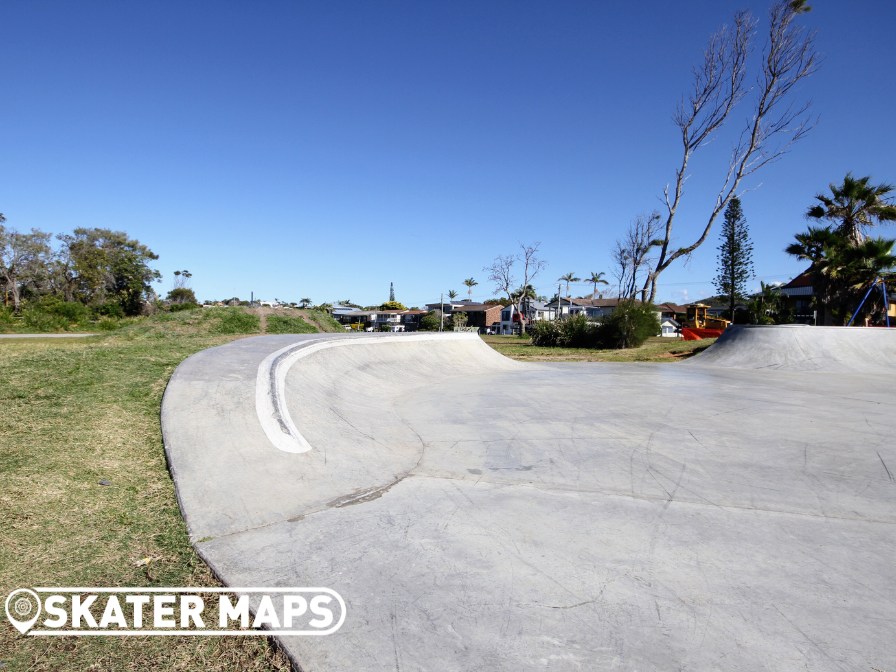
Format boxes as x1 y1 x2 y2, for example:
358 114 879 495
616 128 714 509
389 282 395 303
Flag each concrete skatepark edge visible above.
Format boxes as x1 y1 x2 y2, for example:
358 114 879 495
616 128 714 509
161 327 896 671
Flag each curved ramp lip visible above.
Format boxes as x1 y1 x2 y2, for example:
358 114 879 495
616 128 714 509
255 332 485 454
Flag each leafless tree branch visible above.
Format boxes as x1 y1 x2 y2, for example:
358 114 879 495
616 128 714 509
643 1 816 303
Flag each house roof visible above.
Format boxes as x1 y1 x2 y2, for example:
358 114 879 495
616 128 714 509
452 303 503 312
656 302 687 313
545 297 590 308
782 270 813 289
547 297 639 308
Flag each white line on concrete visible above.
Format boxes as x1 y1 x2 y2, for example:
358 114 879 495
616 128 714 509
254 332 478 454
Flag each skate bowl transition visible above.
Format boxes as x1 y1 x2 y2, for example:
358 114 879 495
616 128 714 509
162 327 896 671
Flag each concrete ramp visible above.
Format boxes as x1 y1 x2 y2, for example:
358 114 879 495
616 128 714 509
162 331 896 672
688 323 896 372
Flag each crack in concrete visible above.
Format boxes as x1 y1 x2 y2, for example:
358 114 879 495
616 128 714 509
327 476 413 508
876 451 894 483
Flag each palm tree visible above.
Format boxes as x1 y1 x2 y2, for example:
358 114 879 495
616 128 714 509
787 226 896 324
785 226 841 324
463 277 478 300
512 284 537 323
558 272 579 317
807 173 896 245
748 281 789 325
832 237 896 291
447 289 458 300
586 271 608 298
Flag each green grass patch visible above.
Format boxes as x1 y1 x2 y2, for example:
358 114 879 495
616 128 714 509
301 309 343 333
266 314 317 334
201 307 261 335
481 335 716 362
0 324 290 670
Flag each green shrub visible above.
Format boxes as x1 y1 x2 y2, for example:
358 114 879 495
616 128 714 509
0 305 16 330
418 311 441 331
166 287 198 305
17 298 96 332
560 314 601 348
21 306 70 332
168 302 200 312
531 315 602 347
598 301 660 349
48 300 90 324
204 307 261 334
93 302 126 319
266 315 317 334
96 317 123 331
530 320 560 346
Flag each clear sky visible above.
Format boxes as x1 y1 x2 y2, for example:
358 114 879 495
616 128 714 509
2 1 894 307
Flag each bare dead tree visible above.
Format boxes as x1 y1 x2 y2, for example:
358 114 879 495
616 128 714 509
613 211 663 300
484 242 545 334
485 253 516 330
642 0 817 303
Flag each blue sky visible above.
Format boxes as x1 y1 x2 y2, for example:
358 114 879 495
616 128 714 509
2 1 894 307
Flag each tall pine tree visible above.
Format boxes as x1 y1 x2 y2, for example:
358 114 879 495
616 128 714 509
713 197 754 320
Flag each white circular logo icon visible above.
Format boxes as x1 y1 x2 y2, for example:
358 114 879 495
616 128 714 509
5 589 42 634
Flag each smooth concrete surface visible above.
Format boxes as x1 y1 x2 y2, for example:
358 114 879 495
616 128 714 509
686 323 896 372
161 328 896 671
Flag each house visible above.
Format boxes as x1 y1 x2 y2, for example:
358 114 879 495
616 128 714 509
779 271 815 324
337 310 402 332
494 300 555 334
659 317 680 337
401 310 428 331
334 308 431 332
424 300 504 333
330 304 359 321
425 300 465 313
545 297 590 318
656 303 686 320
545 297 636 320
544 298 687 337
450 302 504 332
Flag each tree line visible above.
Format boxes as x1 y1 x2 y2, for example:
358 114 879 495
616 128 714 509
0 217 160 317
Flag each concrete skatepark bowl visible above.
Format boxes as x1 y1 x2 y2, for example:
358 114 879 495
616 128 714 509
161 327 895 671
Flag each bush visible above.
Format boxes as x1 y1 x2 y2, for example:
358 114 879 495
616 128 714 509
597 301 660 349
93 302 125 319
560 314 601 348
21 306 70 332
96 317 123 331
167 287 198 305
530 320 560 346
418 311 441 331
48 300 90 324
266 315 317 334
204 307 261 334
18 298 93 332
0 305 14 330
169 302 200 312
530 315 602 347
